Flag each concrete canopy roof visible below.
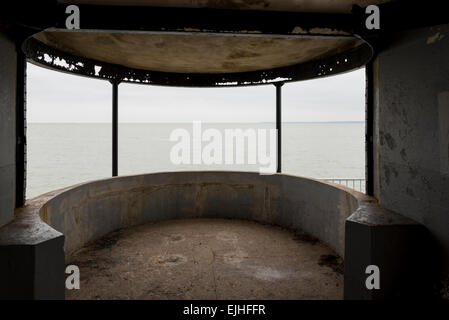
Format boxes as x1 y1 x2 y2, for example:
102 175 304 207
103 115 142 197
23 0 392 85
33 31 363 74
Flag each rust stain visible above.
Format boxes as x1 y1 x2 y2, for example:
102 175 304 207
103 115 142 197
228 50 261 59
263 184 270 219
318 254 344 275
205 0 270 10
41 205 48 223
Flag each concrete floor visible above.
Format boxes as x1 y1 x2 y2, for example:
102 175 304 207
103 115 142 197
66 219 344 300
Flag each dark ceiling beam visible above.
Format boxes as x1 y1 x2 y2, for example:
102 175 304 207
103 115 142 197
2 1 449 41
1 1 357 37
51 4 357 36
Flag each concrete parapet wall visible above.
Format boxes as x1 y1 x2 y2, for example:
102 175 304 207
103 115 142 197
0 171 429 299
35 172 360 259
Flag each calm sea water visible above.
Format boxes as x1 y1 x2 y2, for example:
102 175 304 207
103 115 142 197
26 122 365 199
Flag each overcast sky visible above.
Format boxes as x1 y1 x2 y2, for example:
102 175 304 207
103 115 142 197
27 63 365 123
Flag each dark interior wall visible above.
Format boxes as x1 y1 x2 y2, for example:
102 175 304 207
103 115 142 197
373 24 449 288
0 31 16 227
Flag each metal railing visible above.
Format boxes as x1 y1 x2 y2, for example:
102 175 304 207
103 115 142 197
322 178 366 193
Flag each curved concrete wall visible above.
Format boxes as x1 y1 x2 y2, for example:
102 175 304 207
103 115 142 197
34 171 361 259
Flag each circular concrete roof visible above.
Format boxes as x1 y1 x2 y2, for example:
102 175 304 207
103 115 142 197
23 0 389 86
33 31 363 74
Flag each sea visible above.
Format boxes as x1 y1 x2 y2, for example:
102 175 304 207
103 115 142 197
26 122 365 199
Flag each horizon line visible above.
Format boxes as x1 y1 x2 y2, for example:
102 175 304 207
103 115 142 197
27 121 365 124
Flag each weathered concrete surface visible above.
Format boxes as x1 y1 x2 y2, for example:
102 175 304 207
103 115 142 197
66 219 343 300
372 23 449 296
36 172 360 259
0 31 16 227
34 31 363 74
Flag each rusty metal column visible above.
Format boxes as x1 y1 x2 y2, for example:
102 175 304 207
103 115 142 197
276 82 284 173
111 79 120 177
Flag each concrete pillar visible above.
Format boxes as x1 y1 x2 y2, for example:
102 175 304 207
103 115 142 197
0 30 65 299
0 31 16 227
344 205 432 299
372 23 449 296
0 210 65 300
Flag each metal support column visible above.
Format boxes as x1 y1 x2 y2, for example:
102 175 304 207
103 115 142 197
111 79 120 177
365 62 374 196
276 83 284 174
